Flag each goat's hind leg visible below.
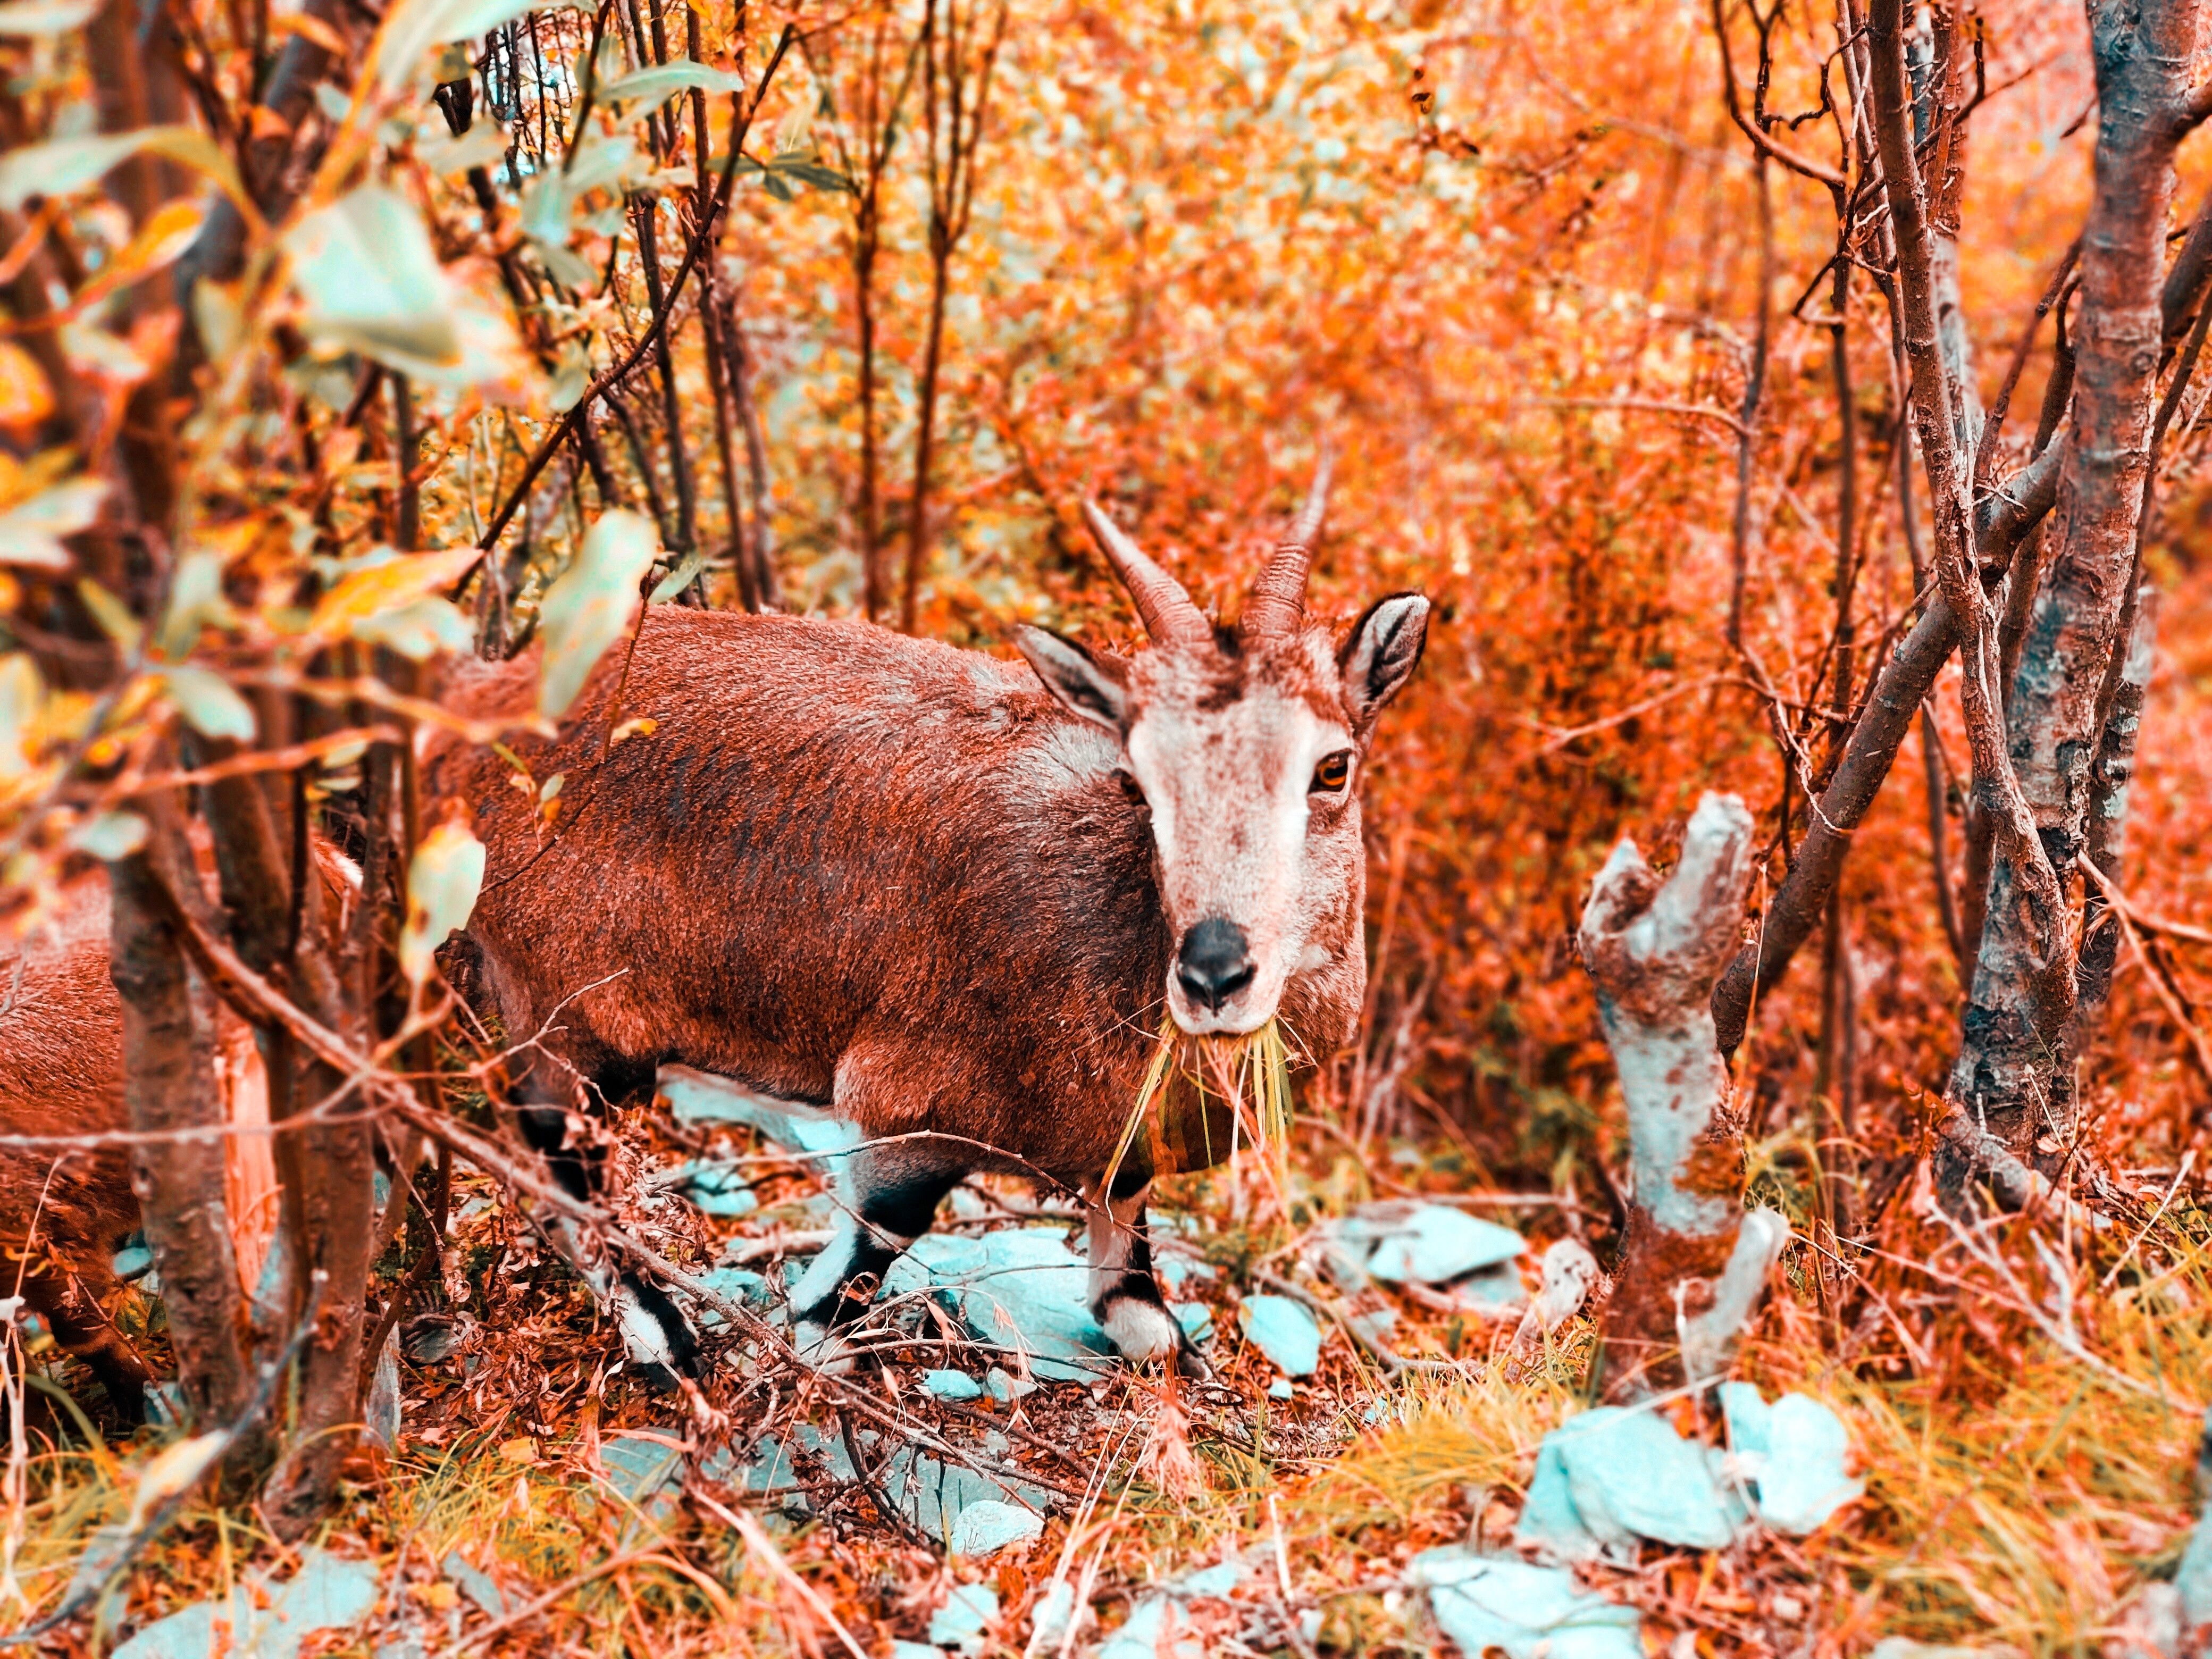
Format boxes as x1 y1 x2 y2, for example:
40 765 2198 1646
504 1050 702 1380
789 1142 968 1371
1086 1171 1209 1380
21 1260 155 1426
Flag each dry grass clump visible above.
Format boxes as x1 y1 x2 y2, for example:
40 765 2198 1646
1300 1350 1585 1531
1811 1244 2212 1650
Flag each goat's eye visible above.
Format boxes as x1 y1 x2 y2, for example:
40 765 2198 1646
1311 751 1353 793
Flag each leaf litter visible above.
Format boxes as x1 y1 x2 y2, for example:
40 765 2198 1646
7 1072 2211 1656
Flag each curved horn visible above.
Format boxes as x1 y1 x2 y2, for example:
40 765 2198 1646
1081 499 1212 647
1238 450 1333 646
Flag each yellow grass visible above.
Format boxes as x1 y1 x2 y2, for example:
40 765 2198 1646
1103 1014 1297 1200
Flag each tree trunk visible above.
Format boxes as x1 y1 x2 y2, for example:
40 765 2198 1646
901 255 951 633
197 765 373 1534
633 197 699 559
2068 584 2159 1054
856 222 884 619
699 261 758 613
1942 1 2200 1192
109 823 255 1436
1579 793 1787 1398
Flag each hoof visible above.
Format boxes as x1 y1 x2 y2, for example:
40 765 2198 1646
616 1282 702 1378
1098 1293 1185 1368
1173 1336 1215 1383
790 1318 858 1376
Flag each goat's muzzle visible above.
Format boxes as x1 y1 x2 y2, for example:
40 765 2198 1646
1175 916 1256 1015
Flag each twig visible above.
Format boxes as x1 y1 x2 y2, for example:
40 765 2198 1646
437 1543 665 1658
929 1401 1099 1479
1511 396 1749 437
2099 1150 2195 1292
2082 862 2212 1088
706 1498 869 1659
466 26 800 571
1251 1270 1460 1377
1513 675 1739 753
2078 860 2212 949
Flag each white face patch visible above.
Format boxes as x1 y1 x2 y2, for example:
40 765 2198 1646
1124 665 1359 1035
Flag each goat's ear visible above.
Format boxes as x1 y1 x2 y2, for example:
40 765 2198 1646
1016 625 1130 731
1338 593 1430 733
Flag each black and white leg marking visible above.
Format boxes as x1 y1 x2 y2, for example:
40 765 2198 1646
1086 1169 1209 1378
789 1144 968 1370
514 1095 702 1380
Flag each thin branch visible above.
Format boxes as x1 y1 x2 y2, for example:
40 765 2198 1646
1710 0 1848 188
466 27 799 573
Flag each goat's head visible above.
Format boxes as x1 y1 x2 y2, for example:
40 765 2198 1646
1017 462 1429 1038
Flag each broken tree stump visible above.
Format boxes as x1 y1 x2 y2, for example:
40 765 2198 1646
1578 792 1788 1399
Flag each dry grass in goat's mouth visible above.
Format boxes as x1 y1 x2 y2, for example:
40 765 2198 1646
1102 1015 1297 1198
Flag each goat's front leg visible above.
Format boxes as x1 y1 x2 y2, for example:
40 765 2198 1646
789 1142 968 1371
1086 1169 1210 1379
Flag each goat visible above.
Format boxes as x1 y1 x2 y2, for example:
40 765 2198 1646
424 478 1428 1375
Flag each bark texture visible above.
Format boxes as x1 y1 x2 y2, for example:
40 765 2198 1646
109 833 255 1432
2069 585 2159 1046
1580 792 1783 1397
198 766 374 1534
1943 1 2203 1187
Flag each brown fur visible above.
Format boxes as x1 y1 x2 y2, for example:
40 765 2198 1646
0 869 156 1418
424 608 1369 1183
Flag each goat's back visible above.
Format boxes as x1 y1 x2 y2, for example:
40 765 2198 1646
428 608 1180 1175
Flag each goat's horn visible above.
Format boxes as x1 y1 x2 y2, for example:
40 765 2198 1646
1239 449 1333 646
1081 499 1212 647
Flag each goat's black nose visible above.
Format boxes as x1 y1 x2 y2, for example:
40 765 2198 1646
1176 917 1255 1012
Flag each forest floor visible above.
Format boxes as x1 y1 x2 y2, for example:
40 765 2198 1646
10 1094 2211 1657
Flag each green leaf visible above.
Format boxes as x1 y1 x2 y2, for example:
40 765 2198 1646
537 508 658 719
158 666 257 742
0 125 242 212
547 341 591 411
285 185 461 367
565 132 638 196
351 596 475 660
75 579 141 652
399 816 486 986
762 172 797 203
518 170 572 249
0 476 104 569
535 239 601 292
774 159 858 194
598 57 747 111
0 0 98 35
648 546 708 603
520 135 633 292
0 652 43 780
191 278 245 363
69 811 148 860
375 0 553 93
155 549 236 659
284 188 532 392
420 122 509 178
